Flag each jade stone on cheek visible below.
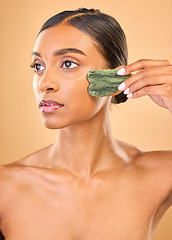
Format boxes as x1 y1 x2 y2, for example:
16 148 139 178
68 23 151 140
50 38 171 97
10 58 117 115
87 69 131 97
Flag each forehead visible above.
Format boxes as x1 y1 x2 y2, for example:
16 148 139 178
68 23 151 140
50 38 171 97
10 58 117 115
33 23 99 56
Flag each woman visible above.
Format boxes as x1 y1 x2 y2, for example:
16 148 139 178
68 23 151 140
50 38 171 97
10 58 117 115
0 8 172 240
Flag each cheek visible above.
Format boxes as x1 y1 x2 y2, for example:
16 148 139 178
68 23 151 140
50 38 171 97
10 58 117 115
33 78 42 104
62 75 89 100
33 79 38 98
63 78 109 117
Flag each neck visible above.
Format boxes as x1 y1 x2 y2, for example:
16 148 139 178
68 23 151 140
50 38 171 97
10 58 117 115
50 107 122 178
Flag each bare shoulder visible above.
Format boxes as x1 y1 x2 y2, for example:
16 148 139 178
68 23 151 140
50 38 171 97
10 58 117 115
0 145 52 233
119 141 172 207
136 149 172 170
0 163 18 222
118 139 172 186
118 139 172 168
16 144 54 168
134 148 172 203
137 150 172 225
0 145 53 215
0 144 53 198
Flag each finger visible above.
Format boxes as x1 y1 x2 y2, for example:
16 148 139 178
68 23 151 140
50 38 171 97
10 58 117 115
127 85 163 99
125 74 172 95
127 83 172 99
118 64 172 91
124 59 171 75
115 65 125 69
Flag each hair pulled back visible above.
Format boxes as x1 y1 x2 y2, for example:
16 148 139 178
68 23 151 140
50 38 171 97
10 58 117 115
39 8 128 104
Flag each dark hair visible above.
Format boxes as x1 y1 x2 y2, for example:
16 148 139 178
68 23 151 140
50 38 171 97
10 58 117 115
39 8 128 104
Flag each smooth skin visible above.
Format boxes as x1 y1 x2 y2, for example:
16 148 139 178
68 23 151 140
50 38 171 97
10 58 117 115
0 23 172 240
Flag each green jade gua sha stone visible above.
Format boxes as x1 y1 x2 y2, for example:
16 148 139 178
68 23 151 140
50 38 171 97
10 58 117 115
87 68 131 97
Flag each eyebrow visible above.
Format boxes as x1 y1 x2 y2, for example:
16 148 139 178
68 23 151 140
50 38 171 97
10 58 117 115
32 51 42 58
53 48 86 56
31 48 86 58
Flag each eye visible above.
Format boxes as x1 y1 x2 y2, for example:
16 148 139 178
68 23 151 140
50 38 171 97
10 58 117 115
62 60 78 69
30 63 45 72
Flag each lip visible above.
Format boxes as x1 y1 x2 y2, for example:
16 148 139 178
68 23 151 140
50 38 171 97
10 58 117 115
39 99 64 113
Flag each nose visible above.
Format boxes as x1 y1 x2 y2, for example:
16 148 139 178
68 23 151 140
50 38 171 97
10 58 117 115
39 71 59 93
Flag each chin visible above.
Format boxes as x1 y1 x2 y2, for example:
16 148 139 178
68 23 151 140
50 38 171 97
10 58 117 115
41 115 74 130
43 120 67 130
44 124 60 130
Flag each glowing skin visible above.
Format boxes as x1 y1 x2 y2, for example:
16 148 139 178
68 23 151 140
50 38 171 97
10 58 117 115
0 22 172 240
32 23 110 129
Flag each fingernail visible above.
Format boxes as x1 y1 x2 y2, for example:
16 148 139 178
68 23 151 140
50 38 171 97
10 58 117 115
118 82 126 91
117 68 126 75
127 93 133 98
124 88 130 95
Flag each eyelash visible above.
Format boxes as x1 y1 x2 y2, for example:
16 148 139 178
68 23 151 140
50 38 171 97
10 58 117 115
30 59 78 72
30 62 35 70
30 62 44 72
61 59 78 69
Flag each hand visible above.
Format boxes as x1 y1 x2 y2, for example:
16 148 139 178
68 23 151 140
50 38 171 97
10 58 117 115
117 59 172 114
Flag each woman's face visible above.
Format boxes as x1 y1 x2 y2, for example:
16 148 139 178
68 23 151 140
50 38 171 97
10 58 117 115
32 23 110 129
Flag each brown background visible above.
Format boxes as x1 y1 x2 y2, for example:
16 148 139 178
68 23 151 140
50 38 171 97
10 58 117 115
0 0 172 239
